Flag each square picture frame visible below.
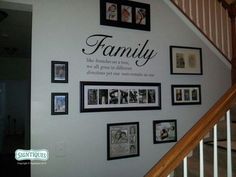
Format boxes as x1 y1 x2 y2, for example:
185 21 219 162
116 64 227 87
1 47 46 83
100 0 150 31
153 120 177 144
51 61 68 83
171 85 201 105
51 92 68 115
80 81 161 112
170 46 202 75
107 122 139 160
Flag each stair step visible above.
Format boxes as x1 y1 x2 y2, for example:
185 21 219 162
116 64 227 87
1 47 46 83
204 140 236 152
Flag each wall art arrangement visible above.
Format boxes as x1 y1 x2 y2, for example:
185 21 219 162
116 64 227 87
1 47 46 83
170 46 202 75
153 119 177 144
51 61 68 83
80 81 161 112
171 85 201 105
107 122 139 160
100 0 150 31
51 92 68 115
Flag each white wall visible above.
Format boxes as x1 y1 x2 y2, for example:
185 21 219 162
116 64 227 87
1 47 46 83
5 0 231 177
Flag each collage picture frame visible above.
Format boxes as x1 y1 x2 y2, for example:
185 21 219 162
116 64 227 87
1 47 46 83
107 122 139 160
80 81 161 112
100 0 151 31
153 120 177 144
171 85 201 105
170 46 202 75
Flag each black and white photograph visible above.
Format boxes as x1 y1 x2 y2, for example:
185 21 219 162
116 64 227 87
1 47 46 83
99 89 108 104
51 61 68 83
80 81 161 112
100 0 150 31
51 92 68 115
107 122 139 160
170 46 202 75
88 89 98 105
153 120 177 144
171 85 201 105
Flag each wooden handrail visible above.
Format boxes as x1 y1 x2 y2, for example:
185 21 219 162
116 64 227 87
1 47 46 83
145 84 236 177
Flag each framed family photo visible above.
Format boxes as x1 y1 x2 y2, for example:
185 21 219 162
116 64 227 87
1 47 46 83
100 0 150 31
80 81 161 112
171 85 201 105
51 61 68 83
51 92 68 115
170 46 202 75
107 122 139 160
153 120 177 144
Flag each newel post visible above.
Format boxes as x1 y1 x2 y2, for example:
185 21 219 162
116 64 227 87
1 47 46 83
228 4 236 84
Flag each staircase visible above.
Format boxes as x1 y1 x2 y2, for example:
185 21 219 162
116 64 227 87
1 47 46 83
173 106 236 177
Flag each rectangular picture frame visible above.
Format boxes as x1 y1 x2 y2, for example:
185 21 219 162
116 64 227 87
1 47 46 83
107 122 139 160
80 81 161 112
51 61 68 83
51 92 68 115
153 120 177 144
100 0 150 31
171 85 201 105
170 46 202 75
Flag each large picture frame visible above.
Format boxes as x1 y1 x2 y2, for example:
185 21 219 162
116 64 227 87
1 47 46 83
171 85 201 105
51 61 68 83
100 0 150 31
80 81 161 112
51 92 68 115
170 46 202 75
107 122 139 160
153 120 177 144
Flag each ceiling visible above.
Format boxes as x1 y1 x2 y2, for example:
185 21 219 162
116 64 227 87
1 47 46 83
0 8 32 58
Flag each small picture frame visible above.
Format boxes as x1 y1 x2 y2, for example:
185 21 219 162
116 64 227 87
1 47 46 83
107 122 139 160
80 81 161 112
170 46 202 75
153 120 177 144
100 0 150 31
171 85 201 105
51 61 68 83
51 92 68 115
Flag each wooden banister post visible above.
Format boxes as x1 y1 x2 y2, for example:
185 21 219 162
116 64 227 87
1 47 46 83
228 4 236 84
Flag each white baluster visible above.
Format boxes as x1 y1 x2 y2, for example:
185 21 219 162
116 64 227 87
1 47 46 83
226 110 232 177
200 140 204 177
213 125 218 177
183 157 188 177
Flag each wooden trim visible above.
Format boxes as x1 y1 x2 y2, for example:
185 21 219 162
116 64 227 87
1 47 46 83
145 84 236 177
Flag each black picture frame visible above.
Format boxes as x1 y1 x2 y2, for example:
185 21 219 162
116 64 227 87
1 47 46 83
51 61 68 83
107 122 139 160
100 0 151 31
171 85 201 105
170 46 203 75
80 81 161 112
153 120 177 144
51 92 68 115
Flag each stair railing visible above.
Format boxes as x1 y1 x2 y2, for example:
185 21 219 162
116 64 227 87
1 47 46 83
170 0 233 62
145 84 236 177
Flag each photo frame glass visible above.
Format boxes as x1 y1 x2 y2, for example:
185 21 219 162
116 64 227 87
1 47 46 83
153 120 177 144
172 85 201 105
51 61 68 83
170 46 202 75
51 93 68 115
107 122 139 160
80 82 161 112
